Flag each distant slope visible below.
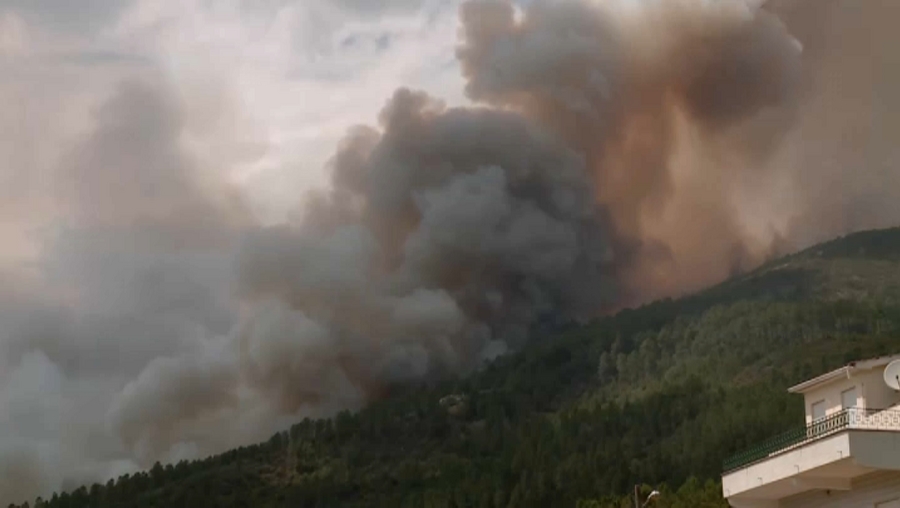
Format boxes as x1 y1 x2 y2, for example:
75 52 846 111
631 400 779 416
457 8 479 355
738 227 900 295
12 227 900 508
681 226 900 310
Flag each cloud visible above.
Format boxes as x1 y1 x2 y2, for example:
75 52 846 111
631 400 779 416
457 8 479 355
57 80 249 240
2 0 135 35
48 49 150 66
331 0 424 15
0 10 28 56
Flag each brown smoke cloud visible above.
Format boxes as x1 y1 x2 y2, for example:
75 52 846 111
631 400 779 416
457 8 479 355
457 0 803 303
764 0 900 249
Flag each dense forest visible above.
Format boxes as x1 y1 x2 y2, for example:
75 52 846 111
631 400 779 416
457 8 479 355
10 227 900 508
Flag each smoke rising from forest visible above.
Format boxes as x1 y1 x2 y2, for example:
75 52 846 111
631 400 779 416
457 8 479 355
231 0 804 415
2 0 900 503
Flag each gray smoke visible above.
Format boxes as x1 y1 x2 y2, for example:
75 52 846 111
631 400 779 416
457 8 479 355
236 87 615 408
0 78 250 503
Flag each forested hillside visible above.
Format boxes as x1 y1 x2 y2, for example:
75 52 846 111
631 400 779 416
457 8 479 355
11 227 900 508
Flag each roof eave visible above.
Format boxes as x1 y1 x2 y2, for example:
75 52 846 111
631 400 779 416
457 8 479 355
787 367 851 394
786 353 900 394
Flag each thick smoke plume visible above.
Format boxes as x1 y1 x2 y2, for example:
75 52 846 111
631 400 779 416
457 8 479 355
237 88 613 409
3 0 900 503
457 0 804 303
235 0 806 414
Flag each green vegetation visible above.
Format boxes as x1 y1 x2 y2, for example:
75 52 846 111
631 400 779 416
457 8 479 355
11 227 900 508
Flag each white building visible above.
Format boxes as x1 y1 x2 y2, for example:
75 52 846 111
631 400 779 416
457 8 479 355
722 355 900 508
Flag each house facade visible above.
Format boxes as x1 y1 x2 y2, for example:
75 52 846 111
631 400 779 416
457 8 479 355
722 355 900 508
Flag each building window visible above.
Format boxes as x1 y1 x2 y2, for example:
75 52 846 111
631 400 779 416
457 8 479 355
841 387 857 410
812 400 826 422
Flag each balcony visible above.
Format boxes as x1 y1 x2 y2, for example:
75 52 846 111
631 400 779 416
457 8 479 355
722 407 900 507
724 407 900 473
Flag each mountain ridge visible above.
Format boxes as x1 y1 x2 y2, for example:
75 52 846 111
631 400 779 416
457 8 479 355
11 226 900 508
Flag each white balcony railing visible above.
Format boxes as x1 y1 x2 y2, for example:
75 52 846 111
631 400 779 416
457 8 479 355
723 407 900 473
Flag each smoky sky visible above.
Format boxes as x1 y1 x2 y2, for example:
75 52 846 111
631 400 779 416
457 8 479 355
2 0 900 504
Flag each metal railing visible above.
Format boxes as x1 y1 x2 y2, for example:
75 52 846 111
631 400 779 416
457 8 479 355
723 407 900 473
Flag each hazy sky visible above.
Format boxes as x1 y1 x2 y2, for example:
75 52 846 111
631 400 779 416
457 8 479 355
1 0 466 228
2 0 899 504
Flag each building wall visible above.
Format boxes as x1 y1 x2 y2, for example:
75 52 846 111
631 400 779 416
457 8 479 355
782 471 900 508
802 370 900 424
868 370 900 411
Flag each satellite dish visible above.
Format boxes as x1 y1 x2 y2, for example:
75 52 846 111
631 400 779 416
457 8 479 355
884 360 900 391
